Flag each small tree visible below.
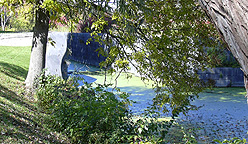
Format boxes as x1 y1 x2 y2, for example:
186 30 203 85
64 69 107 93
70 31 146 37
0 6 11 31
92 0 218 116
25 0 50 89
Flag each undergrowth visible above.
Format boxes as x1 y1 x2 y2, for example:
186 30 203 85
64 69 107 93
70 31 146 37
35 73 171 143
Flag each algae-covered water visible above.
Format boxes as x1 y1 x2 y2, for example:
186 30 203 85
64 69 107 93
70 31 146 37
68 61 248 141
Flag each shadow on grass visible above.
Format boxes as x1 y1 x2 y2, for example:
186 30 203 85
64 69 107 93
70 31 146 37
0 84 69 143
0 84 36 111
0 62 27 81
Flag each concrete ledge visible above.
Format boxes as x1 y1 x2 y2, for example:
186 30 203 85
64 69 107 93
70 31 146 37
45 32 69 78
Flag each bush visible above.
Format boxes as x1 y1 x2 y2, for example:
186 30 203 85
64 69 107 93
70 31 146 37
207 46 240 68
8 4 35 32
35 74 166 143
9 15 34 32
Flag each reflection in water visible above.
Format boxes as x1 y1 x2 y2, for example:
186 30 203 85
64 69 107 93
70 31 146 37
67 60 99 85
68 60 100 73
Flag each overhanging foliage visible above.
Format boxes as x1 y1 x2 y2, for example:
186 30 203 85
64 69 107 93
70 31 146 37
1 0 219 117
90 0 219 117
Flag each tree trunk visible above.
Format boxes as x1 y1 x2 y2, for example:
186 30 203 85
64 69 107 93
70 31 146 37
199 0 248 97
25 3 49 89
1 13 4 31
0 6 9 31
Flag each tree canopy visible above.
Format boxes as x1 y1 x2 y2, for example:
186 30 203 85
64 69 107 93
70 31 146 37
92 0 218 116
1 0 219 117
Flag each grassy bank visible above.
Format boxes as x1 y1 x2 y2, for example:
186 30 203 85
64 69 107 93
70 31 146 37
0 46 70 143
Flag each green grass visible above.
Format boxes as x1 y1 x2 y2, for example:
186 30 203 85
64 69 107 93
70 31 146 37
0 46 30 82
0 46 70 143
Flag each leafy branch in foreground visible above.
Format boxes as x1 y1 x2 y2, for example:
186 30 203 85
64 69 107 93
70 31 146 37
90 0 219 118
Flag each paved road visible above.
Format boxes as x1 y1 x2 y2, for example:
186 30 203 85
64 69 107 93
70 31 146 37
0 32 33 46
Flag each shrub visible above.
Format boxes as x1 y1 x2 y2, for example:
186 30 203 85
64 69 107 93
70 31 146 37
8 4 35 32
9 15 34 32
207 46 240 68
35 74 166 143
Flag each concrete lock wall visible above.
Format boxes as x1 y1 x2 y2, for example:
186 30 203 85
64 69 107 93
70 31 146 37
197 68 244 87
45 32 68 79
67 33 106 66
45 32 106 77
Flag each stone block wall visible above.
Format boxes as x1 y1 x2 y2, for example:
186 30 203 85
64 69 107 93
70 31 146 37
45 32 106 78
197 68 244 87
